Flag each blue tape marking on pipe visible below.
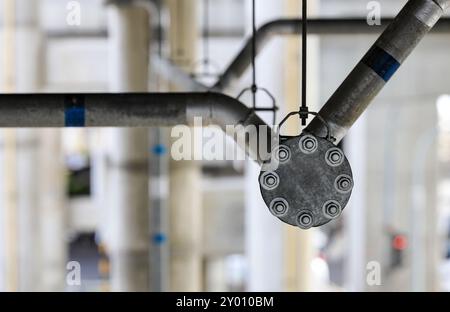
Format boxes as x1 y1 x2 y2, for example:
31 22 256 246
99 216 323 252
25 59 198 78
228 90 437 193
65 95 86 127
151 144 167 156
152 233 167 245
362 45 400 82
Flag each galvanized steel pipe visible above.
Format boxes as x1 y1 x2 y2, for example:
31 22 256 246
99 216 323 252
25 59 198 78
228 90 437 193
306 0 450 142
214 15 450 92
0 92 270 163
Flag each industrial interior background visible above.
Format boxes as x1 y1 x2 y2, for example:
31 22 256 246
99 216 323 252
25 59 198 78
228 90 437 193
0 0 450 292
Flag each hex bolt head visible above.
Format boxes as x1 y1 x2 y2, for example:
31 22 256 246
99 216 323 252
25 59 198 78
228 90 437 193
334 174 353 194
273 145 291 164
322 200 342 219
259 171 280 191
299 135 318 154
325 147 344 167
269 198 289 217
296 212 314 229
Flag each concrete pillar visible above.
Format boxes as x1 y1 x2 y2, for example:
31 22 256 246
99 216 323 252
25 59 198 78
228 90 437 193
244 0 284 292
205 257 227 292
107 3 151 292
343 116 368 292
0 0 18 292
281 0 320 292
39 129 67 291
166 0 203 292
15 0 44 292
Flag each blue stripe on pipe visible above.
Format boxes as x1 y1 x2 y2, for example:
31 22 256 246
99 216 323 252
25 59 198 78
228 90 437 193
362 46 401 82
65 95 86 127
151 144 167 156
152 233 167 245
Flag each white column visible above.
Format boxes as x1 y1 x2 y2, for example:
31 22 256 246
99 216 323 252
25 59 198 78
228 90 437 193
344 116 368 292
0 0 18 292
107 3 151 292
39 129 67 291
245 0 284 292
165 0 203 292
15 0 43 292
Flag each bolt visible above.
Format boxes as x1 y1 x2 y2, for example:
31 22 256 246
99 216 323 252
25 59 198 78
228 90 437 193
299 134 318 154
325 147 344 167
273 145 291 164
297 212 314 229
335 174 353 194
260 171 280 191
322 200 342 219
269 198 289 217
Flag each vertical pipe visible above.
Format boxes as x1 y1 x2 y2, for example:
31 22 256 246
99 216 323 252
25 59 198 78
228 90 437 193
149 1 169 292
107 2 151 292
166 0 203 292
149 128 170 292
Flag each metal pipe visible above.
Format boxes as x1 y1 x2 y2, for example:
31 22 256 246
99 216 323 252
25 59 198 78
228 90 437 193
213 16 450 92
306 0 450 142
0 92 269 162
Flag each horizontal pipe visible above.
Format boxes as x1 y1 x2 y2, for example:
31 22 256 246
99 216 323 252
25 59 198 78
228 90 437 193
306 0 450 142
213 16 450 92
0 92 271 163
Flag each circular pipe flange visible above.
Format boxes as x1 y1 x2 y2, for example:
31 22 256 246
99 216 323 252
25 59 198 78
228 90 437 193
299 134 318 154
259 171 280 191
325 147 344 167
269 198 289 217
334 174 353 194
297 211 314 229
259 134 353 229
322 200 342 219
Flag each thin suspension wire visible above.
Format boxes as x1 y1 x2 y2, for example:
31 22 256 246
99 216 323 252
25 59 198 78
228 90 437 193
156 1 163 90
300 0 308 125
251 0 257 108
203 0 210 66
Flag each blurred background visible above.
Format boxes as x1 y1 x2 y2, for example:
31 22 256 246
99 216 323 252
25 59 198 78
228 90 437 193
0 0 450 292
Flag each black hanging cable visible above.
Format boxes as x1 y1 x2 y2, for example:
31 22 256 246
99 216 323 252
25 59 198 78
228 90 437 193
279 1 334 140
156 0 163 90
237 0 278 125
251 0 257 109
203 0 210 68
300 0 308 126
193 0 220 78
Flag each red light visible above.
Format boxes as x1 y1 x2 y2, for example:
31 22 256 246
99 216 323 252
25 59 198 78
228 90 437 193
392 235 408 251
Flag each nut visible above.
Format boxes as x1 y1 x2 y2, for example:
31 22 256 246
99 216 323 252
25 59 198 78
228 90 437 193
334 174 353 194
322 200 342 219
259 171 280 191
297 212 314 229
299 135 318 154
325 147 344 167
269 198 289 217
276 145 291 164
